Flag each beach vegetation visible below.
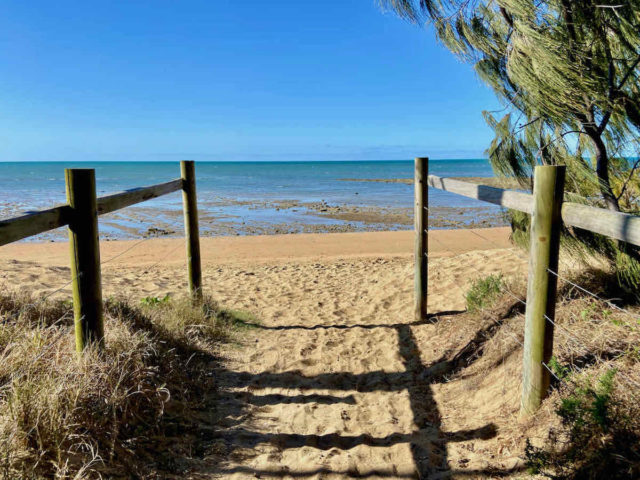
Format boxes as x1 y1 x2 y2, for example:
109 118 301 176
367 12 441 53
140 293 172 306
547 355 570 381
381 0 640 289
525 369 640 479
431 269 640 477
217 308 261 329
465 273 503 312
0 289 240 478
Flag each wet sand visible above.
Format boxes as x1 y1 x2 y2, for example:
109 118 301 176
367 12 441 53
339 177 527 189
5 196 507 242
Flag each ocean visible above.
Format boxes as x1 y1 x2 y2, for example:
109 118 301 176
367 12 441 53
0 160 501 240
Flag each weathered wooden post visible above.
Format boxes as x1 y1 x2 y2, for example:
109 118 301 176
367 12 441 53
521 165 565 415
414 157 428 321
65 168 104 351
181 160 202 301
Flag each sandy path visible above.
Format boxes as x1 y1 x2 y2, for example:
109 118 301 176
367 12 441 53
208 249 525 479
0 228 527 478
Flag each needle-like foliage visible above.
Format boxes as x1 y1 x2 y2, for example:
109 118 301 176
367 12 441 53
381 0 640 285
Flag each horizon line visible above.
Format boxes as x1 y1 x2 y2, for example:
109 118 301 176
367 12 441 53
0 158 489 163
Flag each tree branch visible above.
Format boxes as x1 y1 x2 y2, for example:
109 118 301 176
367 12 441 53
536 130 585 159
517 117 541 131
615 158 640 202
598 38 616 134
617 52 640 91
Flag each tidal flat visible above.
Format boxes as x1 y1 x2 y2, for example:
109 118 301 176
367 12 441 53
0 162 510 242
8 196 506 242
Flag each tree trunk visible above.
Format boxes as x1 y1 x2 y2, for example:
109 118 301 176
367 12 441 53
590 130 621 212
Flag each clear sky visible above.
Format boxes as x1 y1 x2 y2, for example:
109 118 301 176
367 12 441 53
0 1 500 162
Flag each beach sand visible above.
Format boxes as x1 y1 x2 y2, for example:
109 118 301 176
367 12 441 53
0 228 514 299
0 227 530 477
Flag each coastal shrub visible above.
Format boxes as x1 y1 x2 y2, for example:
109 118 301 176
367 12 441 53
504 209 530 251
0 290 240 478
465 274 504 312
525 369 640 479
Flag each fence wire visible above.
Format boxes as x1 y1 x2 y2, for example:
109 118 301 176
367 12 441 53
465 225 640 391
1 212 188 330
3 235 151 317
458 217 640 327
424 209 640 397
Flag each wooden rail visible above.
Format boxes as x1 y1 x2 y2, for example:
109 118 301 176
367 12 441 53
420 162 640 416
0 179 183 246
0 161 201 352
427 175 534 214
427 174 640 247
97 179 183 216
561 203 640 247
0 205 72 247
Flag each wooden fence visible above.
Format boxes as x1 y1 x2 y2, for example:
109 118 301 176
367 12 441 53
0 160 202 352
414 157 640 415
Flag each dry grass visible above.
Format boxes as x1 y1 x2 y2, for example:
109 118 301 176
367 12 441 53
436 267 640 478
1 264 639 479
0 290 242 479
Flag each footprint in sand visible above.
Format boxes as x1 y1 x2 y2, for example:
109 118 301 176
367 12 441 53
300 345 314 357
300 358 317 367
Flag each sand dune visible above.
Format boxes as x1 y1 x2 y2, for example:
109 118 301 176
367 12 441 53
0 228 530 478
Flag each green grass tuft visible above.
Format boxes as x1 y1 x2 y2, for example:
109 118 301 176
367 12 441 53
465 274 504 312
526 368 640 478
140 293 172 306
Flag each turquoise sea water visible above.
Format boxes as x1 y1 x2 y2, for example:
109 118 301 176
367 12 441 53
0 159 494 208
0 160 499 239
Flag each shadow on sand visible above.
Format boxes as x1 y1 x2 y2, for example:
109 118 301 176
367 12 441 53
115 298 526 478
188 310 528 479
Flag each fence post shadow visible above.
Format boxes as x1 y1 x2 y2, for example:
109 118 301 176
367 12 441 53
206 308 505 478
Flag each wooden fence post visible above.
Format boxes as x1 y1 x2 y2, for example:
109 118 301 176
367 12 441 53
181 160 202 301
414 157 429 321
65 169 104 351
521 165 565 415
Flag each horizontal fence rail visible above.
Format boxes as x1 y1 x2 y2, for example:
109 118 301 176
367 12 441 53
560 203 640 247
420 160 640 416
0 205 72 247
0 160 201 353
427 175 534 214
427 174 640 247
97 178 183 216
0 179 183 246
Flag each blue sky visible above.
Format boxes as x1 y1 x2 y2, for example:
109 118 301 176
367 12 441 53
0 1 500 161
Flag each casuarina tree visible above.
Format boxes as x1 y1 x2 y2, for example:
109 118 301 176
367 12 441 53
381 0 640 285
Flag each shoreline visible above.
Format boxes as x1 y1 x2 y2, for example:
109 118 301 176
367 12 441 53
6 200 508 243
339 176 527 189
0 227 512 268
1 161 507 241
